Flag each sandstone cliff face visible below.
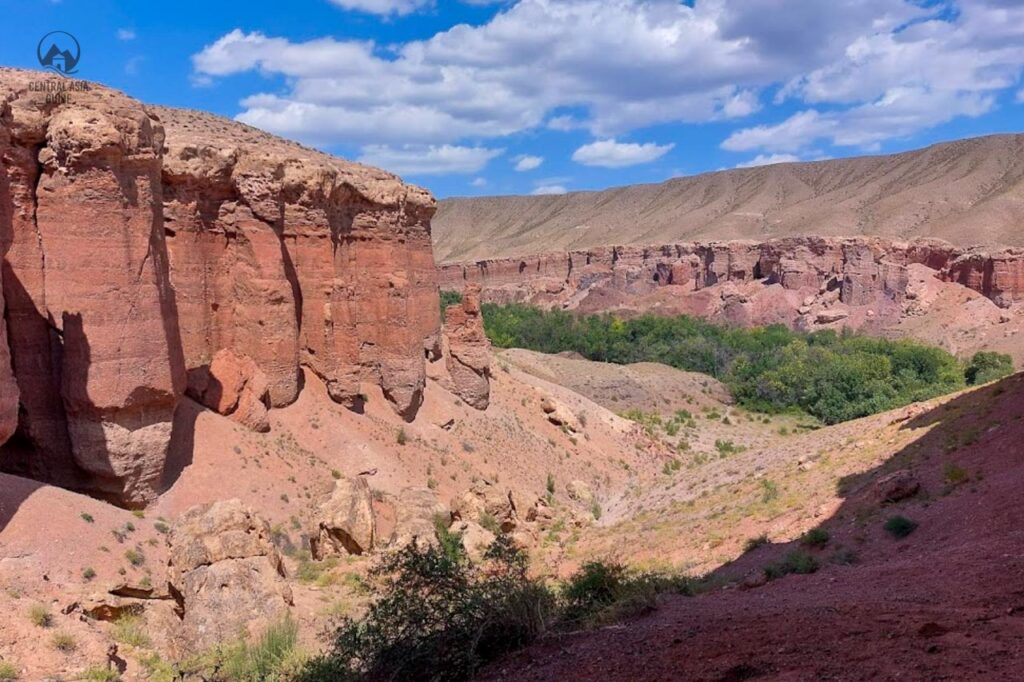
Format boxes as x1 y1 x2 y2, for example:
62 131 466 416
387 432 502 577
0 70 185 507
0 68 441 506
438 237 1023 313
157 107 440 418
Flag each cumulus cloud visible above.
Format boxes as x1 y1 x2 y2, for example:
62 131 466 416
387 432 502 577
572 139 673 168
192 0 1024 173
117 28 136 41
513 155 543 171
357 145 504 175
532 184 568 195
471 177 488 187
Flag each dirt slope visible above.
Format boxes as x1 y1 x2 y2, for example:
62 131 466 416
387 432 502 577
481 372 1024 681
433 134 1024 263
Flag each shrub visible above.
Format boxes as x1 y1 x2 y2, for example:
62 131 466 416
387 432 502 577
764 551 819 581
78 667 120 682
51 631 77 652
80 512 95 523
28 603 52 628
125 548 145 567
546 473 556 495
82 567 97 581
222 616 300 682
884 515 918 539
743 534 769 552
397 428 408 446
439 290 464 313
759 479 779 503
300 535 553 682
799 528 830 548
113 615 151 648
0 661 17 680
590 499 603 521
715 439 745 456
478 512 501 534
964 351 1014 385
944 463 970 485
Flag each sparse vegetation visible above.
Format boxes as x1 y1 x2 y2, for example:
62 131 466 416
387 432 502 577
764 551 819 580
944 463 970 485
759 479 779 503
397 428 408 446
51 631 77 653
125 548 146 567
113 615 152 648
82 567 97 581
744 534 770 552
714 439 745 457
80 512 95 523
0 661 18 680
28 603 52 628
884 515 918 539
799 528 830 548
545 473 556 495
481 305 969 424
439 289 464 313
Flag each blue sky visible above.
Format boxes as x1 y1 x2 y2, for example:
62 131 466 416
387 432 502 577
3 0 1023 198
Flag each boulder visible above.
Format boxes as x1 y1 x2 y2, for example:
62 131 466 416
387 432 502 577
872 470 921 504
186 350 270 432
166 500 292 653
452 480 519 531
391 487 450 548
310 477 377 558
539 397 580 432
565 480 594 503
444 285 492 410
452 520 496 560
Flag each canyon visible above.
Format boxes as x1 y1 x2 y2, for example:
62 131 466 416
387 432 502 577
438 237 1024 362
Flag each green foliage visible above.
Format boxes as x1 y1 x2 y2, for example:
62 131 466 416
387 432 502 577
478 511 501 534
82 567 97 581
560 561 699 629
481 305 967 424
714 439 745 457
80 512 95 523
759 479 779 503
125 548 145 567
944 463 970 485
397 428 408 446
440 290 464 314
884 515 918 539
51 631 76 652
799 528 830 548
78 667 121 682
300 535 553 682
764 551 819 581
545 473 556 495
964 351 1014 386
220 616 300 682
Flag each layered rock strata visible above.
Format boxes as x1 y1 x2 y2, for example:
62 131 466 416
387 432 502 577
0 68 441 505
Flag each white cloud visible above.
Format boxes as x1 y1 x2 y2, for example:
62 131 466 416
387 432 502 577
572 139 673 168
532 184 568 195
1017 89 1024 103
326 0 432 16
471 177 488 187
117 28 136 41
192 1 1024 171
735 153 801 168
513 155 543 171
357 144 503 176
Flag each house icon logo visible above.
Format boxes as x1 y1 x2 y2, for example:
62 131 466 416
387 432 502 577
37 31 81 76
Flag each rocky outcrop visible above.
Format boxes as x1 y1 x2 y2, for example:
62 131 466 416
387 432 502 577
310 476 377 558
157 106 440 420
186 349 270 433
166 499 292 653
391 486 449 548
0 68 441 505
0 69 185 507
443 284 491 409
438 237 1024 331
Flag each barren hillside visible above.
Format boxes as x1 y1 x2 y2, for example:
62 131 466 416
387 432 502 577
433 134 1024 263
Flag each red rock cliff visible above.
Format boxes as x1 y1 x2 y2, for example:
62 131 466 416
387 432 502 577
0 69 441 506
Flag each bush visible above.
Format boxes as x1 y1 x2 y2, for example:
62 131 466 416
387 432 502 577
396 428 408 446
221 616 300 681
440 290 464 314
764 551 819 581
0 661 18 680
964 351 1014 385
480 305 967 424
28 603 51 628
884 515 918 539
51 631 76 652
743 534 769 552
113 615 152 648
300 535 554 682
799 528 830 548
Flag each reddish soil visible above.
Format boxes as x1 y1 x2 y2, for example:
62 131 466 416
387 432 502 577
481 374 1024 681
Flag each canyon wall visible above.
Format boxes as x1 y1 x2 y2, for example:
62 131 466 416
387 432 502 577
0 69 441 506
438 237 1024 310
